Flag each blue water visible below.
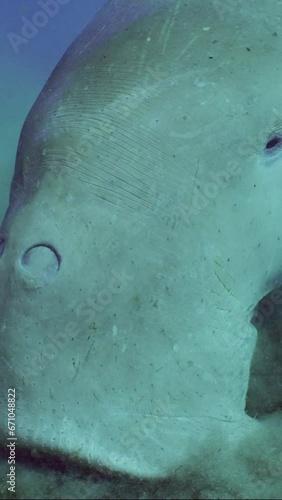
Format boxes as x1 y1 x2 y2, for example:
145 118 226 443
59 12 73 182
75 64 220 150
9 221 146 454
0 0 107 219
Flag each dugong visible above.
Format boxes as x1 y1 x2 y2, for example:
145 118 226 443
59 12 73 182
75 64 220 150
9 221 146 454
1 0 282 497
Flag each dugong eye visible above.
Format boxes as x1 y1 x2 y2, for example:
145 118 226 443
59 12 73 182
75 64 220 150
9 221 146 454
263 133 282 165
265 134 282 152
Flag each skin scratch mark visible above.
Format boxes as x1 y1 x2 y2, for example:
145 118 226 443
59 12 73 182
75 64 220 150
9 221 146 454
83 340 96 365
70 360 81 384
213 258 238 299
213 269 232 294
186 160 200 219
70 340 95 384
160 1 181 56
175 35 198 62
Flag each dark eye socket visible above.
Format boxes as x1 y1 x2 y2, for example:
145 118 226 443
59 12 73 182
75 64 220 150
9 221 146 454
265 135 282 151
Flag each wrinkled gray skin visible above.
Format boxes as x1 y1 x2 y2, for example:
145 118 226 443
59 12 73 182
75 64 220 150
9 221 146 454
1 0 282 497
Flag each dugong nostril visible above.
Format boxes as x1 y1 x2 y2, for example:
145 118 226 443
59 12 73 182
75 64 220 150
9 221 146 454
21 244 61 286
265 134 282 152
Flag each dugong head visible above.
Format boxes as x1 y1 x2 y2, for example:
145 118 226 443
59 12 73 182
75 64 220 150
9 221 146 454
1 0 282 494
